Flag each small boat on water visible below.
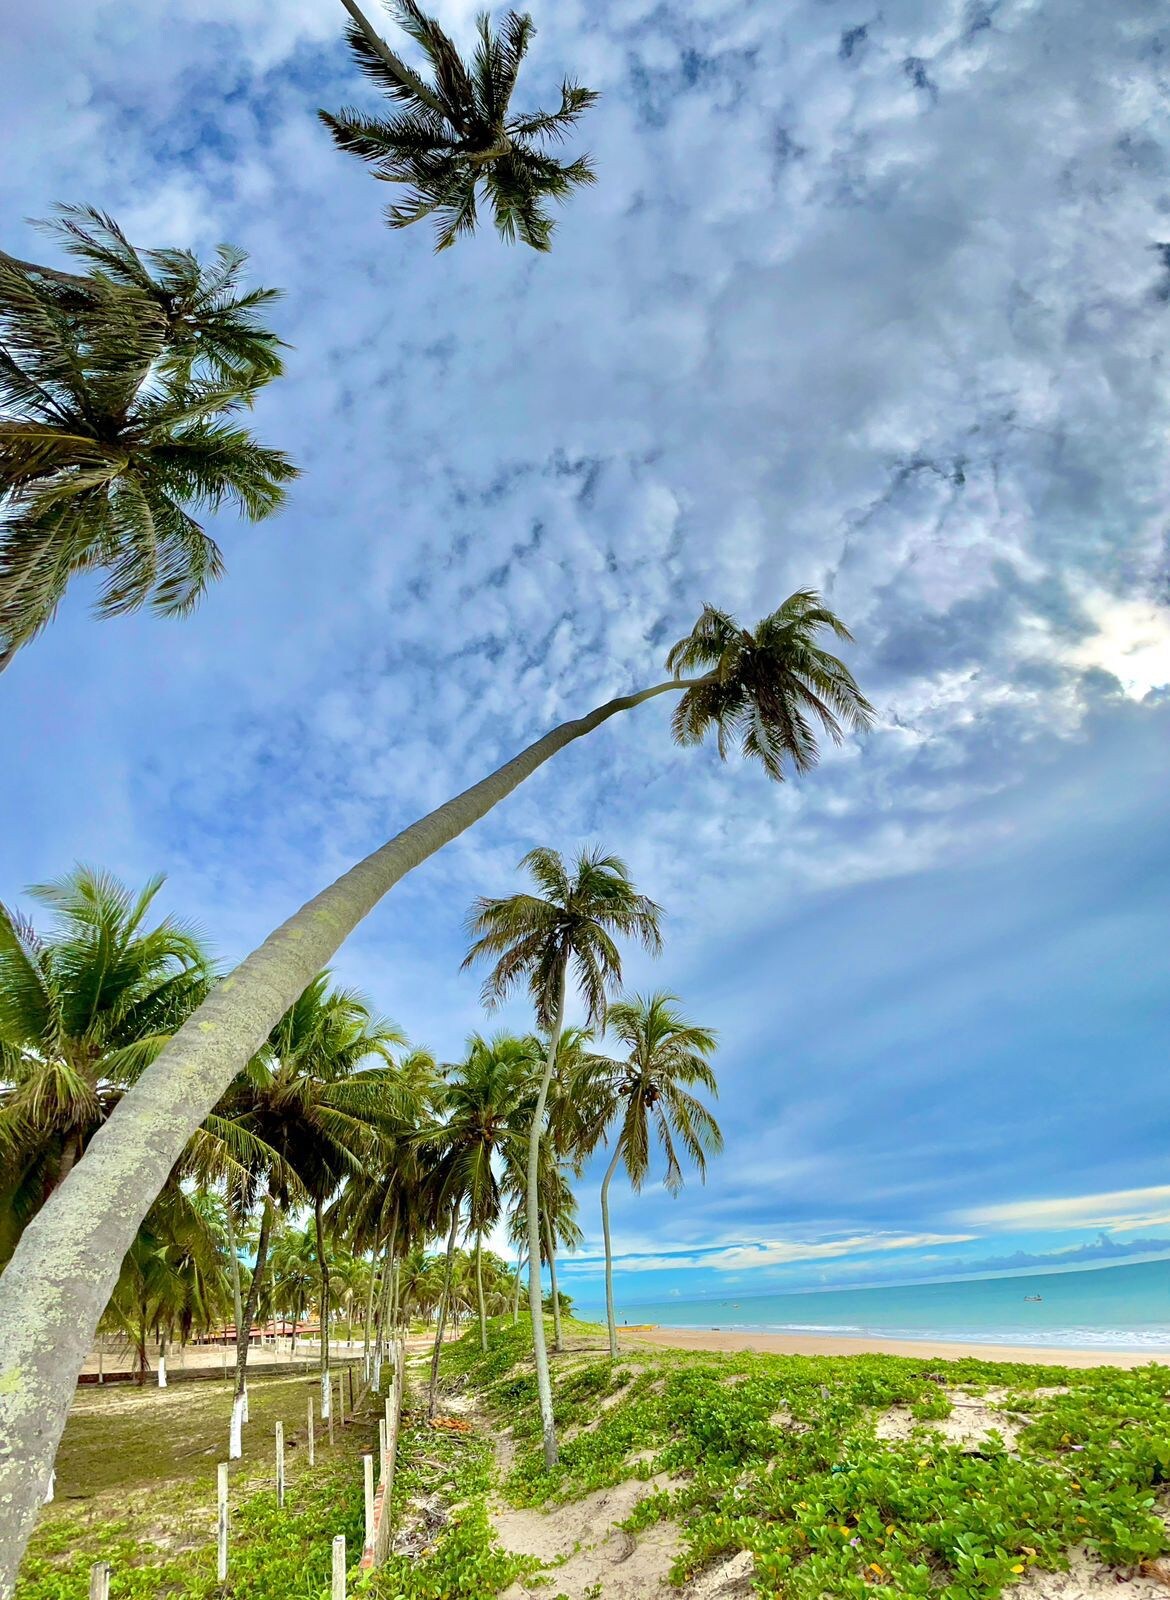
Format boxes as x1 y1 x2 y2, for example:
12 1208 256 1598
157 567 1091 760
1023 1295 1043 1302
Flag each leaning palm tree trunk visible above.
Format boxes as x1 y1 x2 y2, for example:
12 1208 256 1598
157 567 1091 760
543 1213 563 1353
0 671 701 1581
526 974 566 1469
428 1206 460 1418
600 1137 625 1361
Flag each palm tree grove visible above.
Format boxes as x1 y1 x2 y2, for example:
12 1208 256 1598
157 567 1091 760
4 2 1170 1599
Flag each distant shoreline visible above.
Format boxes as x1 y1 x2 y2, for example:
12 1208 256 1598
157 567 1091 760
627 1325 1167 1367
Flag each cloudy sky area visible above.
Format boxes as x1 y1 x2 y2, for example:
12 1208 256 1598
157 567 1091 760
4 0 1169 1311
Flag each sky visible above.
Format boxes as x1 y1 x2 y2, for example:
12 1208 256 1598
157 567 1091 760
3 0 1169 1314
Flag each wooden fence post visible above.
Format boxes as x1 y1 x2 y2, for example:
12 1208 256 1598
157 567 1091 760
217 1462 229 1582
363 1453 375 1549
308 1394 316 1467
378 1419 386 1471
275 1422 285 1508
337 1372 345 1426
88 1561 110 1600
331 1534 346 1600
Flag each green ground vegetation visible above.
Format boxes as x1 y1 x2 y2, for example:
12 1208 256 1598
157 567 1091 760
438 1317 1170 1600
17 1323 1170 1600
16 1370 367 1600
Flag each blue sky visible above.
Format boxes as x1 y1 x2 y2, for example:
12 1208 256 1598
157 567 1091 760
4 0 1170 1312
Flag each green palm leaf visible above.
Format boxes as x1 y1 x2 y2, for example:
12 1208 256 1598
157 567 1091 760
320 0 598 251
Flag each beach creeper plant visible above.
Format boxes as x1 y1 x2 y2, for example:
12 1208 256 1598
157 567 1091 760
463 846 663 1469
320 0 599 251
0 207 296 669
0 589 871 1583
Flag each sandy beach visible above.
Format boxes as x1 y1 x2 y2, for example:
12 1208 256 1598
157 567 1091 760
629 1325 1166 1368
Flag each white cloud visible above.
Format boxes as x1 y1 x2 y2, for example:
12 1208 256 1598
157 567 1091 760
565 1230 975 1275
960 1185 1170 1234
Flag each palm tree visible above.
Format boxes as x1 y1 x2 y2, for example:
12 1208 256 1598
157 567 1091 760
212 973 404 1432
319 0 598 251
0 592 871 1564
0 206 287 385
431 1034 529 1363
105 1178 231 1382
0 209 296 668
464 846 661 1466
268 1222 318 1346
504 1155 582 1354
324 1044 438 1369
0 868 212 1262
586 993 722 1359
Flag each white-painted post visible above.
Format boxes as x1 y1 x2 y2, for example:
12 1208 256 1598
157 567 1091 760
373 1355 382 1393
337 1373 345 1426
217 1462 229 1582
308 1394 316 1467
88 1560 110 1600
378 1418 386 1474
327 1393 335 1448
363 1454 374 1548
229 1393 243 1459
275 1422 285 1508
331 1534 346 1600
157 1354 167 1389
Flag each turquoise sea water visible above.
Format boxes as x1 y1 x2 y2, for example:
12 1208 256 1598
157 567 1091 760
580 1258 1170 1352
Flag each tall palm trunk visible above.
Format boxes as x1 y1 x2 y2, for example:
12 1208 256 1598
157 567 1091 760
428 1206 460 1418
475 1229 487 1354
314 1197 331 1417
0 671 704 1580
52 1131 84 1194
543 1213 563 1353
511 1241 525 1324
235 1194 274 1402
600 1136 625 1361
362 1239 384 1371
374 1213 397 1376
526 971 566 1469
225 1201 245 1347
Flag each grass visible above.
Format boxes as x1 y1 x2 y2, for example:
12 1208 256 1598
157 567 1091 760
17 1369 369 1600
441 1316 1170 1598
17 1321 1170 1599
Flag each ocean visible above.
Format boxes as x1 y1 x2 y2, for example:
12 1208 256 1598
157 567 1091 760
580 1257 1170 1352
